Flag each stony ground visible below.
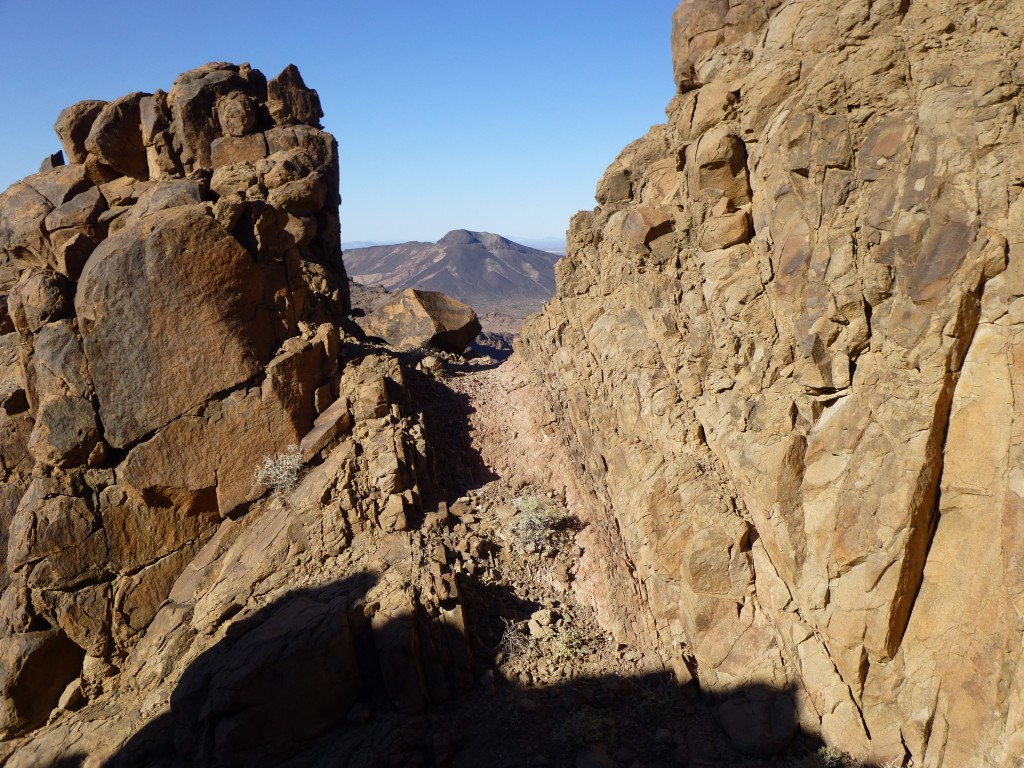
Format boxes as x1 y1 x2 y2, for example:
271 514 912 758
406 354 863 768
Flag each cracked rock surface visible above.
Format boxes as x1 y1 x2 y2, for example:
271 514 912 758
0 61 356 744
518 1 1024 765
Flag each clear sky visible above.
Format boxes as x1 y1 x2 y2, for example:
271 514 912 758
0 1 680 244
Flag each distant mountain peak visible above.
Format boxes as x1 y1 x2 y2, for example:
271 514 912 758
437 229 482 246
344 231 560 323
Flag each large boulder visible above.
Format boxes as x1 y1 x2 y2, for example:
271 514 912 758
356 288 481 353
75 205 273 449
53 101 106 165
84 93 149 180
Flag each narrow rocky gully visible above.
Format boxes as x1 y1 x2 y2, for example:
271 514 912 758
399 350 840 768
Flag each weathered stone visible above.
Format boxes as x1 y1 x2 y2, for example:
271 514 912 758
0 61 386 763
43 186 106 232
0 413 33 478
113 546 196 639
216 91 258 137
27 396 104 468
23 165 92 208
8 269 73 335
0 184 53 268
167 63 267 173
265 124 337 167
356 288 482 353
47 228 96 279
515 2 1024 765
299 396 353 462
691 124 751 204
139 92 171 146
266 173 326 214
84 92 149 180
210 133 268 169
0 482 26 590
41 582 111 656
54 100 106 164
138 92 184 179
267 64 323 127
622 207 673 245
98 176 140 207
7 482 108 589
110 179 204 232
100 484 218 574
210 162 259 198
119 341 323 518
698 210 751 251
595 166 631 206
76 205 274 448
29 319 92 408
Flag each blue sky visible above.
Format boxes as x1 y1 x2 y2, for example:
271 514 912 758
0 1 679 243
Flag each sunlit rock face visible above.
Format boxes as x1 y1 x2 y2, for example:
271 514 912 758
518 1 1024 764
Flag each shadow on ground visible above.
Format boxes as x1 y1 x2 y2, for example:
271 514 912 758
391 347 500 506
36 574 888 768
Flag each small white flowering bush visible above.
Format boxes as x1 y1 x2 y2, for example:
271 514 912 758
255 444 303 495
511 495 574 552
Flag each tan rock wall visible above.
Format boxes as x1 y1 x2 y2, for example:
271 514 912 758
518 1 1024 764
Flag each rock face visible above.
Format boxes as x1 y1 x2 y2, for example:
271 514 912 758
0 63 473 760
518 1 1024 765
356 288 482 353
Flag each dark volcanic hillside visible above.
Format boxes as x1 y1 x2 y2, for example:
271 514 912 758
343 230 558 321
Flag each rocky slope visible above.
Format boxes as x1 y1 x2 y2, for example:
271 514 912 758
0 63 498 766
518 1 1024 765
344 230 559 329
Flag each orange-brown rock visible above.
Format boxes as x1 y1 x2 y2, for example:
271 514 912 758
0 62 357 749
53 101 106 165
0 629 84 736
356 288 482 353
84 93 149 181
76 205 273 448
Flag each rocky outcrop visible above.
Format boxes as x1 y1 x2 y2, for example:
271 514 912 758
518 1 1024 765
0 63 483 761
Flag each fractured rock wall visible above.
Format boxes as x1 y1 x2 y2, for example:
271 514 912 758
0 63 474 758
518 1 1024 764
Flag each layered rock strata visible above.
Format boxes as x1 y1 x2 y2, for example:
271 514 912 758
0 64 475 762
519 1 1024 765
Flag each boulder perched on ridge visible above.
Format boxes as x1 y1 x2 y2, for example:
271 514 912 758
356 288 482 353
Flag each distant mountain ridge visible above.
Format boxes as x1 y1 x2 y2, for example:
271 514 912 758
343 230 560 320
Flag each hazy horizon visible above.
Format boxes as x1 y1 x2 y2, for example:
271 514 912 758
343 232 567 251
